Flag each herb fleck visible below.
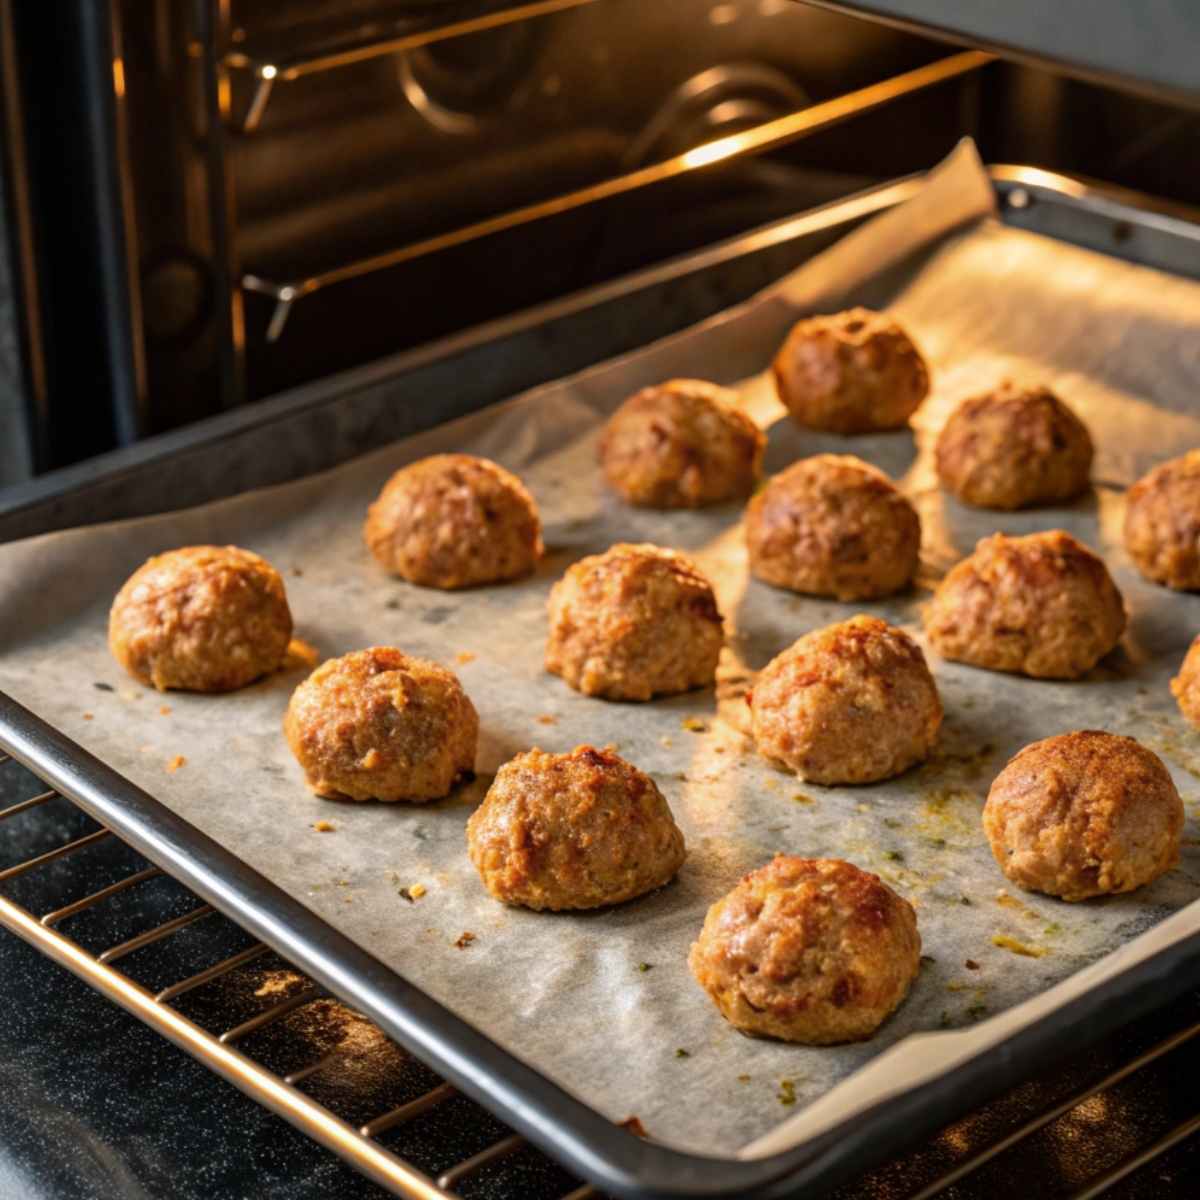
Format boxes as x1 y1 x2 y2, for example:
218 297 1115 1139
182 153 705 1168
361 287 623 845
960 896 972 906
964 959 980 971
681 716 707 733
737 1074 751 1083
93 682 115 692
675 1048 690 1059
883 850 904 862
967 1003 989 1020
777 1079 796 1106
636 962 653 973
919 955 936 967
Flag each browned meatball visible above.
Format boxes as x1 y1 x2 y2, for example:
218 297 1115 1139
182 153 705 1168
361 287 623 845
750 616 941 784
689 856 920 1044
466 745 686 910
772 307 929 434
108 545 292 693
924 531 1125 680
598 378 765 508
1170 635 1200 729
364 454 542 589
936 382 1093 510
284 647 477 802
745 455 920 600
1124 450 1200 589
983 731 1183 901
545 543 723 701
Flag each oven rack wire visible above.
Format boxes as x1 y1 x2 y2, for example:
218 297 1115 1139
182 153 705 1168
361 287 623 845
1 746 1197 1200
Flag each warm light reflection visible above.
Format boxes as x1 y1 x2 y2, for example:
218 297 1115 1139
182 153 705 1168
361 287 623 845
112 56 126 98
681 132 747 170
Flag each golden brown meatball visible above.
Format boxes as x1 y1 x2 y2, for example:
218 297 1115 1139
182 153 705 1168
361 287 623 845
750 616 941 784
284 647 477 802
545 543 723 701
772 307 929 434
983 731 1183 901
1124 450 1200 589
598 378 765 508
745 455 920 601
689 856 920 1044
924 531 1125 680
108 545 292 693
936 382 1093 510
1170 635 1200 729
364 454 542 589
466 745 686 910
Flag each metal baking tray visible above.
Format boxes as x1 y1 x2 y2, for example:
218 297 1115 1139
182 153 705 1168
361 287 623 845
3 166 1200 1200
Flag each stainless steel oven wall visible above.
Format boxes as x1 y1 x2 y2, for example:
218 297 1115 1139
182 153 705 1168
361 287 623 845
120 0 961 427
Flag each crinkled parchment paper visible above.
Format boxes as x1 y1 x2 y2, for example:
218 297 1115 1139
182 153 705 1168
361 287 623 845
1 144 1198 1157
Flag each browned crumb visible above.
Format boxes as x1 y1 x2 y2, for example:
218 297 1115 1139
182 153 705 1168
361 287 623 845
159 705 172 716
792 792 814 805
619 1116 649 1138
166 755 186 773
659 735 673 748
312 820 336 833
284 638 321 670
455 931 476 949
737 1074 752 1083
292 566 304 577
360 748 382 770
778 1079 797 1106
254 969 306 999
409 883 427 899
965 959 981 971
454 651 476 665
536 713 557 726
83 712 94 720
681 716 707 732
992 934 1047 958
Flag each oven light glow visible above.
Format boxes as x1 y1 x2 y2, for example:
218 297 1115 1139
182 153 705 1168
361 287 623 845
681 133 744 170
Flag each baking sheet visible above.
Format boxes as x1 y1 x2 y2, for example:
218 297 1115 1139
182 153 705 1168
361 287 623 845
2 145 1200 1159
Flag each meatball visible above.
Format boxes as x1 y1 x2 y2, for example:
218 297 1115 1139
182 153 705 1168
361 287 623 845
467 745 686 910
750 616 941 784
1124 450 1200 589
598 378 765 508
364 453 542 589
1170 635 1200 729
745 455 920 600
772 307 929 434
924 530 1125 680
284 647 477 802
689 856 920 1044
936 382 1093 510
983 731 1183 901
108 545 292 693
545 543 723 701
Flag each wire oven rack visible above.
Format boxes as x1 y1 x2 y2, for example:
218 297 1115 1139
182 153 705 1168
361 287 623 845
3 730 1200 1199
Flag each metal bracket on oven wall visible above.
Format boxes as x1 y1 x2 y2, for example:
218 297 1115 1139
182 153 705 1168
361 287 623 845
239 48 991 341
224 0 602 134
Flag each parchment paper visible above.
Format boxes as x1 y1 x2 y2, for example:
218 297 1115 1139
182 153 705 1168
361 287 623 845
2 143 1199 1158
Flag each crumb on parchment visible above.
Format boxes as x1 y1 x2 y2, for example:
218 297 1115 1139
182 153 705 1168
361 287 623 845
83 712 94 720
660 735 673 748
965 959 980 970
159 705 172 716
992 933 1047 958
681 716 706 733
737 1074 751 1083
312 820 336 832
455 651 476 665
166 755 186 773
94 681 114 692
454 931 476 949
409 883 427 899
536 713 557 726
619 1116 648 1138
777 1079 797 1106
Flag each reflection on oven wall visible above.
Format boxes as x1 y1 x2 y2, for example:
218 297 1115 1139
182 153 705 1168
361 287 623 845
3 1 1200 483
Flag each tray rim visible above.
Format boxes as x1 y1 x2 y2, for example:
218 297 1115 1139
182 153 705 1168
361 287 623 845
5 167 1200 1199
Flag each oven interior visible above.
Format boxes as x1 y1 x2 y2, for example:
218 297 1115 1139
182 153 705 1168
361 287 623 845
5 0 1200 473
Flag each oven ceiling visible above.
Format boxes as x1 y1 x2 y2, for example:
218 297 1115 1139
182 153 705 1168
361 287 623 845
796 0 1200 109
